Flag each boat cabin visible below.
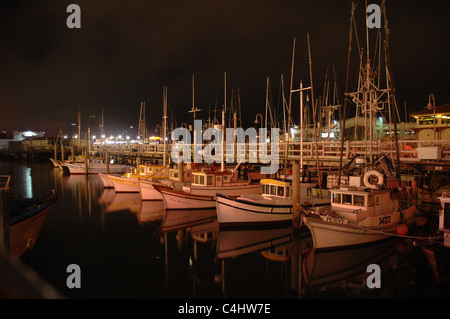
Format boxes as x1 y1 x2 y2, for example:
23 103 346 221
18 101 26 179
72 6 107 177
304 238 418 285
191 171 236 187
330 187 398 221
261 179 291 199
260 179 325 201
124 165 169 178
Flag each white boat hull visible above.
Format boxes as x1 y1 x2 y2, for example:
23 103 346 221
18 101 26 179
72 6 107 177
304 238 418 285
63 162 130 175
98 173 114 188
216 194 293 226
189 184 261 197
108 175 140 193
139 180 163 200
303 205 416 250
155 186 215 209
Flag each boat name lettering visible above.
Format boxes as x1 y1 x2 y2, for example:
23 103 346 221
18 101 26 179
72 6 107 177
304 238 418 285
326 216 345 224
326 216 360 226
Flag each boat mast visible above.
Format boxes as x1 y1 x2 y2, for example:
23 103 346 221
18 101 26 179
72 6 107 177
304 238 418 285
222 71 226 172
162 86 168 166
381 0 402 191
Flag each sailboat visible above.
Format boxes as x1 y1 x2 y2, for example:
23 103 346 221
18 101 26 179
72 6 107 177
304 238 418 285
302 1 416 250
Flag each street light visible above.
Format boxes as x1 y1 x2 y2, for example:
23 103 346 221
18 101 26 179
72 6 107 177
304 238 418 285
254 113 263 129
426 93 436 141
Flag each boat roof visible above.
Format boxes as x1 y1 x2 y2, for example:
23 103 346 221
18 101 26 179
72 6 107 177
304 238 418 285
331 186 390 195
193 170 233 176
260 179 291 186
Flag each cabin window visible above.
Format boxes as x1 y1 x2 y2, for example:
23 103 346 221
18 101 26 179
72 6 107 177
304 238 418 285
332 193 341 204
200 175 205 185
173 172 179 179
207 175 214 186
277 186 285 197
343 194 352 205
224 175 228 181
270 185 277 195
354 195 365 206
307 188 312 196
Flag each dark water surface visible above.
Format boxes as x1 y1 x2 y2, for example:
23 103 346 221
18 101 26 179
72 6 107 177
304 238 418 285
2 161 450 299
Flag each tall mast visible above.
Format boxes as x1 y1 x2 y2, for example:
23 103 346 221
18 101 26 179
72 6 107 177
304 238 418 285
162 86 168 166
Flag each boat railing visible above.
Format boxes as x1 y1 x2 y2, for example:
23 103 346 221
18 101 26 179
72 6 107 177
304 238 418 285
0 175 11 191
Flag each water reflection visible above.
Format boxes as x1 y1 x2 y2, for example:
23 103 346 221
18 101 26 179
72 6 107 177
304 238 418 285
0 161 33 198
4 162 448 298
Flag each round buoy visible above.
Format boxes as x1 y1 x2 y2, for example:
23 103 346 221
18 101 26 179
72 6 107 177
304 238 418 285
415 216 427 227
396 224 408 236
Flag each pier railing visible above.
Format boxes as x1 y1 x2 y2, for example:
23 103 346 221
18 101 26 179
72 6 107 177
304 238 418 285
92 139 450 165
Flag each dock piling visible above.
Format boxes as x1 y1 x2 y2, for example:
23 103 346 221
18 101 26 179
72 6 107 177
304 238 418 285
0 187 10 255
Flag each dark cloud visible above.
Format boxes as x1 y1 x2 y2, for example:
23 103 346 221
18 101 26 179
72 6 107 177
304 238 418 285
0 0 449 135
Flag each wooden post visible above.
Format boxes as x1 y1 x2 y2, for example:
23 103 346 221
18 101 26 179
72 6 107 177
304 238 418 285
84 151 88 175
54 141 58 161
178 162 184 183
60 141 64 163
0 188 10 255
292 160 301 228
71 146 74 162
136 156 141 168
105 152 110 174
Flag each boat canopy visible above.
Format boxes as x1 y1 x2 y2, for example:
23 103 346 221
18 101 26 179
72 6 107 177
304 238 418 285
331 188 390 209
261 179 291 199
192 171 234 187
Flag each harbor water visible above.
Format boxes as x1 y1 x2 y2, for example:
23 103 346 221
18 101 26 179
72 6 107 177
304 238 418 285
3 161 450 299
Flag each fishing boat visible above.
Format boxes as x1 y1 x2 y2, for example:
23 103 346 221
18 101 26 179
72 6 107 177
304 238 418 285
98 173 116 188
3 174 58 259
216 179 330 226
61 158 131 175
49 158 61 168
154 169 261 210
139 166 195 200
302 171 416 250
438 193 450 247
104 164 170 193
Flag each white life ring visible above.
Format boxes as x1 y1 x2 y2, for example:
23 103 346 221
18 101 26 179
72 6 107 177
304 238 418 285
363 170 384 189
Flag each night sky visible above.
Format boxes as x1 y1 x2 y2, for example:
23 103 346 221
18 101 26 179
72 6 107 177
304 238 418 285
1 0 449 136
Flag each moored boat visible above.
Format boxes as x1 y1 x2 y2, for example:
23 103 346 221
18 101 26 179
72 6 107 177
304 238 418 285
216 178 330 226
8 186 58 260
61 158 131 175
107 164 170 193
302 171 416 250
154 169 261 210
153 184 216 209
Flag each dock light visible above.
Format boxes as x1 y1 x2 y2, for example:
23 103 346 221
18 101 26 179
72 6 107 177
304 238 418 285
118 135 122 139
92 135 96 140
101 135 105 139
126 136 130 140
